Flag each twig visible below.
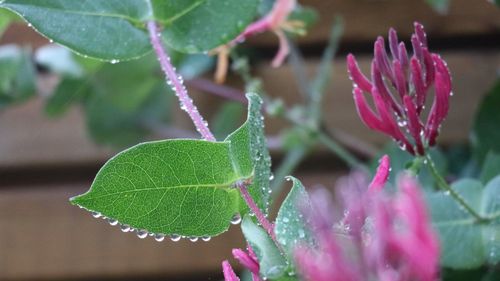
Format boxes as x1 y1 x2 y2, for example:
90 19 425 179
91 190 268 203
186 78 247 104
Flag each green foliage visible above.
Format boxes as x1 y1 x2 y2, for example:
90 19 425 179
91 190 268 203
425 0 450 14
241 216 288 280
0 0 260 60
0 45 35 108
71 93 271 237
479 152 500 185
427 177 500 269
212 102 245 140
472 79 500 162
275 177 315 259
0 8 19 36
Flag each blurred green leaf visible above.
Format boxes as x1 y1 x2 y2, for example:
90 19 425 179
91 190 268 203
0 45 35 108
472 79 500 163
45 77 89 117
212 102 245 140
427 177 500 269
480 152 500 185
275 177 315 259
241 216 288 280
0 8 19 36
425 0 450 14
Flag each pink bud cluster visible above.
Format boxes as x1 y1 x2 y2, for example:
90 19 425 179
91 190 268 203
222 244 262 281
347 23 452 155
295 156 440 281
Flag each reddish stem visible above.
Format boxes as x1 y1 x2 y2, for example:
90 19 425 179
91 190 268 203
147 21 216 141
147 20 278 245
237 182 278 244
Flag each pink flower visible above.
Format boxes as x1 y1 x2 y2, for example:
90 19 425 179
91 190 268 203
223 244 262 281
369 154 391 191
347 22 452 155
235 0 297 67
222 260 240 281
295 159 440 281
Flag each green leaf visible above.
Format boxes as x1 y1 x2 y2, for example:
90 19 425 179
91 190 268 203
71 139 251 237
479 152 500 184
425 0 450 14
275 177 315 259
212 102 245 140
225 93 272 213
241 216 288 280
0 0 260 60
45 77 88 117
0 45 35 108
160 0 259 53
246 93 272 211
0 8 19 36
472 79 500 162
427 177 500 269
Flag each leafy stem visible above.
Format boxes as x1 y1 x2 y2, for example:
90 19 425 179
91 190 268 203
147 20 279 245
425 154 489 223
147 20 216 141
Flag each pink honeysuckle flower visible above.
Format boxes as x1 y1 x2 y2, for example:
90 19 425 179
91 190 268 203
232 245 262 281
369 154 391 191
222 260 240 281
295 164 440 281
347 22 452 155
235 0 298 67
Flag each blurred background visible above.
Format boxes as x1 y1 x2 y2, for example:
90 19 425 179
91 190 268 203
0 0 499 280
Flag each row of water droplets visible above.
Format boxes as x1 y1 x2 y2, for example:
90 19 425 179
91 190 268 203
87 208 243 243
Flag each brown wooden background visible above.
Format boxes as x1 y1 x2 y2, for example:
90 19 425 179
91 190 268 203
0 0 499 280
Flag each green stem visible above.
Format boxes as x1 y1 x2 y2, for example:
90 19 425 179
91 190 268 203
318 132 363 170
425 154 488 223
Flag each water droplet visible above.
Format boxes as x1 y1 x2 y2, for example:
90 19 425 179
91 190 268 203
136 229 148 239
298 229 305 238
120 224 131 232
189 237 199 242
231 214 242 225
170 234 181 242
110 59 119 64
91 211 102 218
283 217 290 223
107 218 118 226
154 234 165 242
201 236 211 242
269 174 275 181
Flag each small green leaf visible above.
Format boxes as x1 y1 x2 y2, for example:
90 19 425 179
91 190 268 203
212 102 245 140
241 216 288 280
479 152 500 184
427 177 500 269
0 0 260 60
275 177 314 258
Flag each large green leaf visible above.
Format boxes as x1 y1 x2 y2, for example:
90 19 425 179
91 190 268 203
241 216 288 280
71 93 270 238
427 177 500 269
71 139 251 237
0 0 259 60
275 177 315 259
